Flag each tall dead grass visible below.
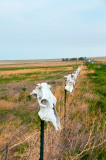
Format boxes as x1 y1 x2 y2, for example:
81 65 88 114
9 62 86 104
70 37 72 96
0 66 73 76
0 64 105 160
38 66 105 160
59 66 105 160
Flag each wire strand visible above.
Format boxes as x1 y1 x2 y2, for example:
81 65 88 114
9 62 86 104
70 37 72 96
0 110 39 154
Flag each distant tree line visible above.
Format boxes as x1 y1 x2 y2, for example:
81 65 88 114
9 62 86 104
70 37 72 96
62 57 84 61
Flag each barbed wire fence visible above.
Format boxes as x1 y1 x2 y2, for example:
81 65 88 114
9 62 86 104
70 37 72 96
0 66 81 160
0 111 41 159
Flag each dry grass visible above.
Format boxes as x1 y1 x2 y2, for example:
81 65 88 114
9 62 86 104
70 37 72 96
0 60 83 68
0 60 105 160
0 81 65 160
0 67 73 76
34 64 105 160
0 100 15 109
59 66 105 160
0 60 75 159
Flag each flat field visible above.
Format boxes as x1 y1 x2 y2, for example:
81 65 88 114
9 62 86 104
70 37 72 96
0 59 105 160
0 60 82 159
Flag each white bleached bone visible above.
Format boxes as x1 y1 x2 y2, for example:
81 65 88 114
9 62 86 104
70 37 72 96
74 67 81 78
71 73 77 85
30 83 61 131
76 67 82 74
64 74 75 94
64 67 82 94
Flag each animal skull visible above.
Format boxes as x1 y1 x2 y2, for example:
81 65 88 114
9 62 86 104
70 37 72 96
71 73 77 85
64 74 75 94
30 83 61 131
64 67 81 94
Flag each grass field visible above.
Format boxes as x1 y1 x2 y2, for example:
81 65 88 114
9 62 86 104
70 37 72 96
0 60 82 159
0 59 105 160
62 62 106 160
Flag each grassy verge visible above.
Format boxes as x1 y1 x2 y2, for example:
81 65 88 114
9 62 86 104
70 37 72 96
86 63 106 113
62 63 105 160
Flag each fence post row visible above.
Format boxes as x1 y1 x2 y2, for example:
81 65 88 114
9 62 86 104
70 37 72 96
39 79 67 160
1 67 82 160
64 79 67 121
39 120 44 160
65 79 67 104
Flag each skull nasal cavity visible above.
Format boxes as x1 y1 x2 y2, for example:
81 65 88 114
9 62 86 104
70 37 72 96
41 99 48 105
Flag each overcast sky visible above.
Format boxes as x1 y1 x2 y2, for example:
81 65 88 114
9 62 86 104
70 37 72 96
0 0 106 60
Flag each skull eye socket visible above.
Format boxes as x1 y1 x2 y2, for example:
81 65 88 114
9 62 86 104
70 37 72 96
41 99 48 105
32 93 37 98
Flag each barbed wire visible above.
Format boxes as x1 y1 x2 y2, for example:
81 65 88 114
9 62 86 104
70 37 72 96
0 66 82 160
0 110 39 155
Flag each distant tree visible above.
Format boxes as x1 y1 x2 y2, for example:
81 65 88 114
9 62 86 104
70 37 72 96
79 57 84 60
66 58 69 61
62 58 70 61
70 58 77 61
62 58 80 61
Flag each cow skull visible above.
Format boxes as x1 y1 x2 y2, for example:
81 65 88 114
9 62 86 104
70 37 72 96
30 83 61 131
64 74 75 94
64 67 81 94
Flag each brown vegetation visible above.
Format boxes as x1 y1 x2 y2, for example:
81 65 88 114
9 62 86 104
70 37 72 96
0 60 105 160
0 60 83 68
